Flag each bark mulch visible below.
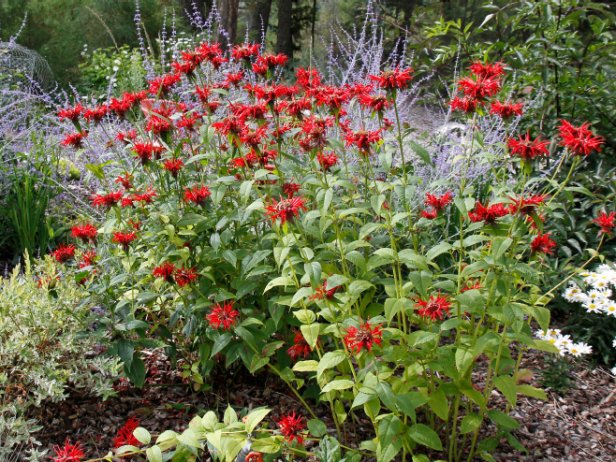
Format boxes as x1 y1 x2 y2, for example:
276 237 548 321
21 350 616 461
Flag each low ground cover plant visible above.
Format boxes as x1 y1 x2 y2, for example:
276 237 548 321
44 35 613 462
0 257 119 460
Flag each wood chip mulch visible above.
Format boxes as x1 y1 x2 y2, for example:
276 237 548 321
16 349 616 462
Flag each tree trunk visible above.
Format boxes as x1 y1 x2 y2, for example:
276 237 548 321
218 0 240 44
247 0 273 43
276 0 293 58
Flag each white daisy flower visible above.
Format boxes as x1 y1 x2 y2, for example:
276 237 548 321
567 342 592 357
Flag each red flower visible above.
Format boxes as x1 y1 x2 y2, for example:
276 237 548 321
225 71 245 86
277 412 305 444
206 301 239 330
287 331 312 362
175 267 198 287
83 105 109 123
79 250 97 268
369 67 413 90
458 76 501 100
358 94 390 114
183 185 211 205
132 142 165 165
421 209 438 220
112 231 137 249
232 43 260 61
416 294 451 321
61 132 87 148
91 190 123 208
163 158 184 177
344 129 382 155
51 244 76 263
531 233 557 255
425 192 453 212
116 130 137 144
451 96 479 114
58 104 84 122
71 224 98 243
295 67 322 88
558 120 604 156
153 262 176 282
344 321 383 353
148 72 181 96
490 101 523 119
509 194 547 216
113 417 141 448
265 196 308 224
468 61 505 79
316 152 338 171
592 211 615 235
468 202 509 224
507 133 550 160
310 280 340 301
51 439 85 462
282 182 301 198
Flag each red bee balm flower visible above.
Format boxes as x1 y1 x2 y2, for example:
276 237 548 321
91 190 123 208
344 129 382 155
282 182 301 198
175 267 198 287
277 412 305 444
451 96 479 114
416 294 451 321
490 101 523 119
112 231 137 250
425 192 453 212
317 152 338 171
458 75 501 100
153 262 177 283
51 439 85 462
509 194 547 216
468 202 510 224
206 301 239 330
558 120 604 156
163 158 184 177
113 417 141 448
468 61 505 79
344 321 383 353
531 233 557 255
61 132 87 148
287 331 312 362
369 67 413 90
265 196 308 224
507 133 550 160
183 185 211 205
592 211 615 235
51 244 76 263
71 224 98 243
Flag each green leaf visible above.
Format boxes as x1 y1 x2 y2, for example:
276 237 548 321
125 356 146 388
134 427 151 445
517 384 547 400
410 140 433 166
293 360 319 372
426 242 452 261
322 379 354 393
317 350 346 378
494 375 517 407
250 437 281 454
409 423 443 451
177 213 207 227
244 407 271 433
300 323 320 349
224 405 238 425
460 413 482 434
455 348 474 375
429 389 449 421
307 418 328 437
487 410 519 430
492 237 513 261
264 276 295 293
377 415 403 462
376 382 398 411
146 445 163 462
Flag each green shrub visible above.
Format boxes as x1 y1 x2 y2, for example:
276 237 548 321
0 256 119 460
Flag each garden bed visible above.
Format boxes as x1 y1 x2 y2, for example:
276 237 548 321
25 349 615 462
